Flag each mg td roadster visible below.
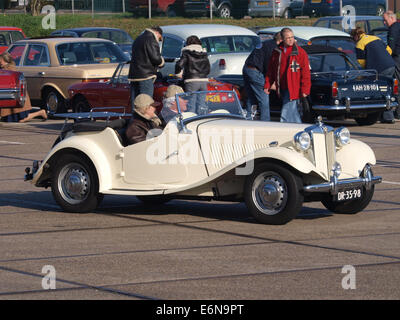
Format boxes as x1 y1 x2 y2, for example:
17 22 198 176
25 91 381 225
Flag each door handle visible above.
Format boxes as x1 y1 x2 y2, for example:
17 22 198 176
38 72 45 76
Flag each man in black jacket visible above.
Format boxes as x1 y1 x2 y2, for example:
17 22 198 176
128 26 165 113
383 10 400 119
242 32 281 121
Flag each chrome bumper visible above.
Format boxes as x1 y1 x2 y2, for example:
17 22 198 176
304 164 382 195
312 101 398 112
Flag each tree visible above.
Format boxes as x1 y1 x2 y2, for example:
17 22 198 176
29 0 46 16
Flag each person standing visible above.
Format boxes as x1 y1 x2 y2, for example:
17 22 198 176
351 27 396 124
383 10 400 120
242 32 281 121
128 26 165 113
0 52 47 122
175 35 210 114
264 28 311 123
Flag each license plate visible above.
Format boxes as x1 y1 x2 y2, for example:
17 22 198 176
257 1 269 6
352 84 380 92
206 95 221 102
336 188 362 201
311 0 321 3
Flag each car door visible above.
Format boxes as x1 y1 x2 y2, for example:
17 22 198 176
102 63 130 112
17 43 50 102
161 34 184 77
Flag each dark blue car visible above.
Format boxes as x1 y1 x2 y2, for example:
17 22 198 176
50 27 133 59
303 0 386 17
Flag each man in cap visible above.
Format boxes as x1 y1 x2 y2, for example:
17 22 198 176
160 85 188 123
125 94 163 145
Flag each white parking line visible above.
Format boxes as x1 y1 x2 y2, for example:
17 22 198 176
0 140 25 145
382 181 400 185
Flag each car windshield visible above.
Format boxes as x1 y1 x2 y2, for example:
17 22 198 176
309 53 358 73
310 38 356 61
0 31 24 46
201 35 260 54
161 91 245 125
56 41 127 65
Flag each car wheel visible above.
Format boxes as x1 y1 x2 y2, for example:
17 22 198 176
354 112 380 126
218 5 231 18
136 195 172 205
376 5 385 16
73 95 91 113
244 162 304 225
282 8 292 19
321 186 375 214
44 88 66 114
51 154 102 213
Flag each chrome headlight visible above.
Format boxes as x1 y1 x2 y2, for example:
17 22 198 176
334 127 350 147
294 131 311 151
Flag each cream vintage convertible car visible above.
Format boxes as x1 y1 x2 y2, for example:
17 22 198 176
25 91 381 225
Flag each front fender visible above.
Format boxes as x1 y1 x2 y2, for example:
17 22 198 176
336 139 376 178
33 129 121 192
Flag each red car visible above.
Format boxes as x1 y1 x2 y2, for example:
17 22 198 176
0 27 26 54
67 62 241 113
0 69 26 110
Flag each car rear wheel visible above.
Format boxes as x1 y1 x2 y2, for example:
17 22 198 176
321 186 375 214
218 5 231 18
354 112 380 126
73 95 91 113
244 162 303 225
376 5 385 16
44 88 66 114
51 154 102 213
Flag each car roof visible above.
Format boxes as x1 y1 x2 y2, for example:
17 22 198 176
161 24 257 39
258 26 350 39
316 16 383 21
0 26 24 31
52 27 125 34
14 37 115 44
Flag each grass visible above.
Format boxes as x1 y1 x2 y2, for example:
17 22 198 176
0 12 318 39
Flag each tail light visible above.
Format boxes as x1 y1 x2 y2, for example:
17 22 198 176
275 0 280 3
219 59 226 70
332 81 338 98
326 0 333 3
17 74 26 107
82 78 110 83
393 78 399 95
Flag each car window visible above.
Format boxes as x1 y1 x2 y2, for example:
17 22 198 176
368 20 385 31
314 20 329 28
258 33 274 42
202 36 259 54
309 54 355 73
115 64 129 84
56 41 127 65
7 44 26 66
82 31 101 39
162 36 183 58
0 31 11 45
10 31 24 42
110 30 132 44
311 38 356 61
330 21 343 31
23 44 49 66
355 21 367 32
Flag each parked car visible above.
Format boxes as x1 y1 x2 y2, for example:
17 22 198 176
50 27 134 59
160 24 260 78
129 0 185 17
0 69 26 110
6 37 129 114
25 89 382 225
67 62 241 113
248 0 304 19
257 26 357 61
0 26 26 54
303 0 386 17
184 0 248 18
219 45 398 125
313 16 387 43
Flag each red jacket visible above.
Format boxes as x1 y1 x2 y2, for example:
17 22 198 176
264 43 311 101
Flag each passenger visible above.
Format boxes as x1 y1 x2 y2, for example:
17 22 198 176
160 85 188 123
0 52 47 123
125 94 163 145
351 27 396 124
175 35 210 114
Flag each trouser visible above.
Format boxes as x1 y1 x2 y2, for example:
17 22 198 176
242 66 270 121
185 81 208 114
280 90 302 123
130 79 154 113
379 66 395 122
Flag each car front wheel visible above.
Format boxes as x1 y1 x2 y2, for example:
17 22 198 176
51 154 102 213
44 88 66 114
218 5 231 18
244 162 304 225
321 186 375 214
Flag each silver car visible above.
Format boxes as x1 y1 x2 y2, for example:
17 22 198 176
248 0 304 18
160 24 260 78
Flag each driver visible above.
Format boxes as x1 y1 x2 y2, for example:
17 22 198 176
160 85 188 123
125 94 163 145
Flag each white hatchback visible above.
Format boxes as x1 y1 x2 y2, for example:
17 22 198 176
160 24 260 78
